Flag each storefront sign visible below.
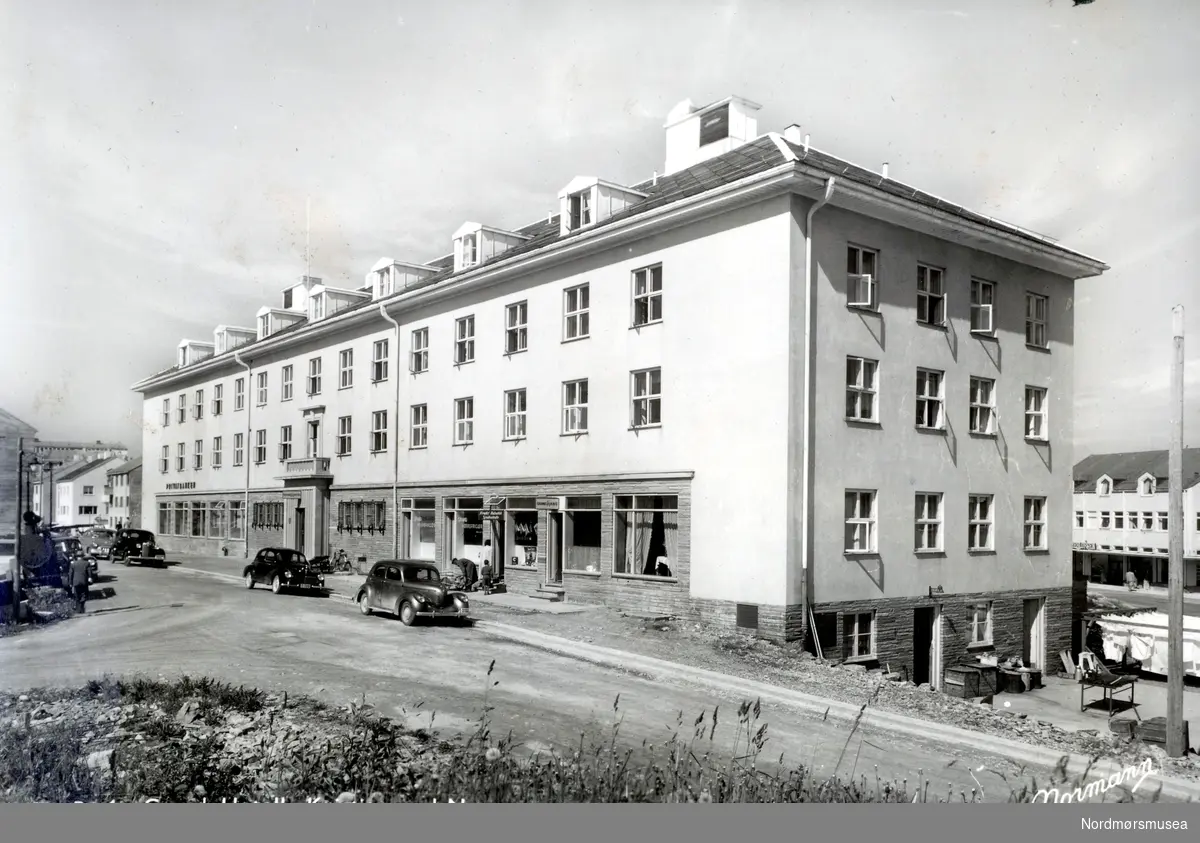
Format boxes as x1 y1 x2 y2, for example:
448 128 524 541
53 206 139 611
482 508 504 521
535 497 560 511
1073 542 1098 551
165 482 196 491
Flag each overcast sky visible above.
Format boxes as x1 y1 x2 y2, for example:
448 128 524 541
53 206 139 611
1 0 1196 460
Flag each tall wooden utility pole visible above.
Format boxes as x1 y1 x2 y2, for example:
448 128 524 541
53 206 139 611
1167 304 1186 758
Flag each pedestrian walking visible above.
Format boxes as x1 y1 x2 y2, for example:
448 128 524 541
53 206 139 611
69 552 89 613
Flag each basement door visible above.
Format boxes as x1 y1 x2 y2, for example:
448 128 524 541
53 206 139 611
1022 598 1045 670
912 606 942 689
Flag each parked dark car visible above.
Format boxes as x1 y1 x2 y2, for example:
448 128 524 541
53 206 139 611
243 548 326 594
355 560 471 626
111 529 167 566
51 536 99 585
86 528 117 560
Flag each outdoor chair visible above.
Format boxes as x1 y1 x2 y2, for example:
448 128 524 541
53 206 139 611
1078 649 1140 719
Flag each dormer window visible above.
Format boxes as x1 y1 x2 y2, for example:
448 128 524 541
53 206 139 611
1097 477 1112 496
1139 473 1156 496
310 293 326 322
178 347 187 367
376 266 393 298
569 190 592 230
258 313 271 339
461 233 478 268
452 223 531 273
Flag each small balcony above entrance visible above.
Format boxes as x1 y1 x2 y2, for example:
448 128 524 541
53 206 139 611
281 456 333 480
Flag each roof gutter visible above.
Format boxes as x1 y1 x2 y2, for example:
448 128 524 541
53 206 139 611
378 304 401 559
233 350 252 560
802 177 836 622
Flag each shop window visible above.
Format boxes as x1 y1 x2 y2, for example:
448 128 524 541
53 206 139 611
229 501 245 540
613 494 679 577
209 501 227 538
191 503 208 538
173 502 188 536
400 498 436 560
506 508 539 569
563 496 602 572
446 498 485 562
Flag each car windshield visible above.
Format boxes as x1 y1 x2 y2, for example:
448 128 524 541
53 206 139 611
120 531 151 541
276 550 308 566
405 566 440 583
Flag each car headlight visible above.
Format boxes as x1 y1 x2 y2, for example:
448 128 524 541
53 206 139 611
283 570 293 579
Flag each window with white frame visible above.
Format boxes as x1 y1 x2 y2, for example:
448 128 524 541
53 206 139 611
336 416 352 455
281 365 293 401
177 393 187 423
372 339 388 382
1098 477 1111 496
159 445 169 473
339 348 354 389
1114 511 1125 530
845 356 878 422
212 383 223 415
176 442 185 472
969 602 993 646
455 316 475 365
1087 511 1098 529
371 410 388 452
914 492 943 552
613 495 679 577
1140 475 1156 495
505 301 528 354
307 357 322 395
564 284 590 340
567 189 592 230
846 245 878 309
1141 511 1153 530
1158 511 1169 531
454 397 474 445
1024 386 1047 440
1025 292 1048 348
411 328 429 373
1101 511 1111 529
279 425 292 461
1023 496 1047 550
968 495 994 551
161 398 171 427
194 389 205 420
212 436 222 469
968 377 995 434
193 439 203 470
410 404 428 448
563 379 588 434
503 389 527 439
631 368 662 428
842 612 874 659
916 265 946 326
844 490 876 553
632 265 663 326
234 377 245 411
915 369 944 430
460 232 478 268
256 372 268 406
970 279 995 333
254 430 267 464
1074 510 1084 528
234 433 244 466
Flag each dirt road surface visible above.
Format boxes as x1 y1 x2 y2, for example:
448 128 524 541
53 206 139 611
0 562 1080 802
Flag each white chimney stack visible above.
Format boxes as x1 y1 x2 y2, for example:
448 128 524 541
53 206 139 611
881 162 889 179
803 134 810 152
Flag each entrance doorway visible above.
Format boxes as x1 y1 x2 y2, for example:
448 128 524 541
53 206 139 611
294 507 305 554
1022 598 1045 670
548 512 563 584
913 606 940 687
486 517 505 579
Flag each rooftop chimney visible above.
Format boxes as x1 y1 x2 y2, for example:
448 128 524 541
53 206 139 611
881 162 889 179
663 95 762 176
783 124 804 144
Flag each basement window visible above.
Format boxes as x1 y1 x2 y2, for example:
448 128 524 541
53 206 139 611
698 103 730 146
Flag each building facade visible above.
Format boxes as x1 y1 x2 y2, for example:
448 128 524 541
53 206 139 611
50 456 123 527
1072 449 1200 589
28 440 130 521
105 458 144 529
132 95 1108 679
1 408 38 567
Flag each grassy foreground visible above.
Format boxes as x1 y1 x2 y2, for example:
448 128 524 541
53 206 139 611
0 668 1146 804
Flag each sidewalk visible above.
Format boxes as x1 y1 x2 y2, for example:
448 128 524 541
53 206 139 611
1091 582 1200 603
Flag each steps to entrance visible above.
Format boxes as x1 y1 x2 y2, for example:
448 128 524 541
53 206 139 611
532 584 565 602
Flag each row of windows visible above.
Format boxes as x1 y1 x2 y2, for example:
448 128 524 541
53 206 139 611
846 357 1050 440
845 246 1050 348
1090 476 1159 497
1074 510 1200 532
157 500 246 539
843 491 1048 555
833 599 996 661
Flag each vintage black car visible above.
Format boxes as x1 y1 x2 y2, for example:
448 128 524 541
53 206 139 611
86 528 117 560
355 560 471 626
243 548 326 594
51 536 98 585
110 529 167 566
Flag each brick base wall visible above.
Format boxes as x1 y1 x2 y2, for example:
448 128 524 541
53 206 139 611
811 587 1071 680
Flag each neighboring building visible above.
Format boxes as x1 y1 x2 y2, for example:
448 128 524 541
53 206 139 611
1072 449 1200 589
28 439 130 520
132 94 1108 680
0 408 38 564
105 458 144 529
50 456 123 527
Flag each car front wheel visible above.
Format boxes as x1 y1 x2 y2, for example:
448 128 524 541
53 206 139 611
399 601 416 626
271 575 283 595
245 572 255 589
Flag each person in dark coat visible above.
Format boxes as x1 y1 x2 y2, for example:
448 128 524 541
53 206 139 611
69 552 89 613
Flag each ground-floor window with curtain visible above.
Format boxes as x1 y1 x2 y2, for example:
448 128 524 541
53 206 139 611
209 501 227 538
229 501 245 540
445 498 485 562
173 502 188 536
505 506 538 568
158 503 170 535
191 503 207 538
400 497 436 560
563 496 602 572
613 494 679 577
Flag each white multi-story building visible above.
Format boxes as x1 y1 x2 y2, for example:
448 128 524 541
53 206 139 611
49 456 123 526
132 94 1107 675
104 458 143 530
1072 449 1200 589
